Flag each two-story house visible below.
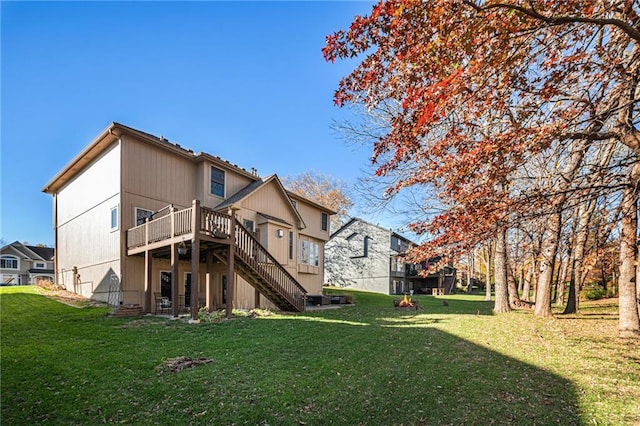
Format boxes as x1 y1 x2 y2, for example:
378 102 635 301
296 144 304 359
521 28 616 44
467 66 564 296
42 122 335 319
325 218 456 295
1 241 54 285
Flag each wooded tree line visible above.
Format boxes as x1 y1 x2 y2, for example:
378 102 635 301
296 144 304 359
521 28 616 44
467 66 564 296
323 0 640 337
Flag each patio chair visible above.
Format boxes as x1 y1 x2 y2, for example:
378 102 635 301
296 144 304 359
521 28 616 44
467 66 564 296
154 292 172 314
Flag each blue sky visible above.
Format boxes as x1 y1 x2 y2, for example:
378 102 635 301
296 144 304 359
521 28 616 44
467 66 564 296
1 1 398 246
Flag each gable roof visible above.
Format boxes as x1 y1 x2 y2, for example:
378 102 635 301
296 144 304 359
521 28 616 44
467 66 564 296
330 217 415 245
0 241 54 261
216 175 306 229
42 122 259 194
286 191 337 215
26 245 54 261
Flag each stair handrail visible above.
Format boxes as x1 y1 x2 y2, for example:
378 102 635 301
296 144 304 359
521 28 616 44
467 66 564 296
233 218 306 311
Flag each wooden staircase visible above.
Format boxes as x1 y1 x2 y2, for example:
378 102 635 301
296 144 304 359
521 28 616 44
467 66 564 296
222 218 307 312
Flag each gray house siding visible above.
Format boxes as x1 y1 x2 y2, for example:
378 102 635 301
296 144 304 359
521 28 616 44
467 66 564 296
325 219 408 295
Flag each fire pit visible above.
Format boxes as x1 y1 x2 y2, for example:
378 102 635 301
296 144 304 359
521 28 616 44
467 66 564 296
394 294 420 310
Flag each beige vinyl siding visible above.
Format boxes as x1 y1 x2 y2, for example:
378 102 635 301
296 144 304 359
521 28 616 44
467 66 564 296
55 142 121 301
236 180 299 266
296 273 323 295
57 142 121 226
121 135 196 229
292 199 331 241
240 182 298 225
256 221 290 266
199 162 255 209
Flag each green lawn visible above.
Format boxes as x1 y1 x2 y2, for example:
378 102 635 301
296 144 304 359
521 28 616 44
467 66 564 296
1 286 638 425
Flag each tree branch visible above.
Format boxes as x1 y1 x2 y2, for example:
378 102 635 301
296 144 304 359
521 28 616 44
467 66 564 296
462 1 640 43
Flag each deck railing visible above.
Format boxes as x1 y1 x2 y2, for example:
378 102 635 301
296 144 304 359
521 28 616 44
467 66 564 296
126 203 305 312
127 205 231 249
233 218 307 311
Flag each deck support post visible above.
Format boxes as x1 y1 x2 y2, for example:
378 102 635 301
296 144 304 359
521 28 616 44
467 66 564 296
190 200 201 321
226 208 237 319
144 249 152 313
171 241 179 318
205 250 214 310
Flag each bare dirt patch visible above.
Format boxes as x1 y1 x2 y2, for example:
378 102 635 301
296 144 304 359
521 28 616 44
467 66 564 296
157 356 213 374
35 282 106 308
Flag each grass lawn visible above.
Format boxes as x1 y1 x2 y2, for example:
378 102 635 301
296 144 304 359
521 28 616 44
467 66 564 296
1 286 639 425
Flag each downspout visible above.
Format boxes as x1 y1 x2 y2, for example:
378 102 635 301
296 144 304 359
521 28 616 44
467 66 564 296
109 128 124 304
53 193 59 286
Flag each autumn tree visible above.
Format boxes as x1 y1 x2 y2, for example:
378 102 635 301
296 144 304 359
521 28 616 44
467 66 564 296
283 170 354 231
324 1 639 336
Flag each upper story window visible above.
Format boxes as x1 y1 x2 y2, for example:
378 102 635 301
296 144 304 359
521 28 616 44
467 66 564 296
34 262 46 269
289 231 294 260
210 166 225 198
391 235 401 251
110 206 119 231
321 213 328 231
242 219 255 232
135 207 154 226
299 238 320 267
0 255 18 270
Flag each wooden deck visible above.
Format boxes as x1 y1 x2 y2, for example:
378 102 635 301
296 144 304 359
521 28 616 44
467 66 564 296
126 201 306 313
127 202 232 255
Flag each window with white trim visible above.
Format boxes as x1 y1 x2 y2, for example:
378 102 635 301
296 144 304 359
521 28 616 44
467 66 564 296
34 262 46 269
0 255 18 270
210 166 225 198
242 219 255 232
135 207 154 226
299 238 319 267
110 206 119 231
321 213 328 231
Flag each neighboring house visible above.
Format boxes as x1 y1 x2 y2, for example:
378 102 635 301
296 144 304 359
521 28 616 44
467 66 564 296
42 122 335 318
0 241 55 285
325 218 456 295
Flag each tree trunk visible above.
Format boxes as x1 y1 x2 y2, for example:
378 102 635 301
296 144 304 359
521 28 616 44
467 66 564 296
494 229 511 313
484 242 492 301
522 260 533 302
507 259 521 307
534 212 561 317
618 166 640 337
563 199 593 314
467 249 475 293
556 254 569 306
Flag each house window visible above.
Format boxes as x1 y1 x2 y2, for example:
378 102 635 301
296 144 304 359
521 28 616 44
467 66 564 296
289 231 294 260
299 238 319 267
110 206 119 231
310 242 319 266
0 255 18 270
321 213 328 231
34 262 46 269
300 240 309 264
210 166 225 198
242 219 255 232
135 207 154 226
391 235 401 251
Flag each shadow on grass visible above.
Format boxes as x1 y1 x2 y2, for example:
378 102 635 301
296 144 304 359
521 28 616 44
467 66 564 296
1 289 583 425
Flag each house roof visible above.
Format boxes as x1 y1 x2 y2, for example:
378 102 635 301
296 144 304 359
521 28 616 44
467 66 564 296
42 123 338 217
42 122 259 194
216 175 306 229
257 212 292 226
26 245 54 261
0 241 54 261
330 217 415 244
286 191 338 215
